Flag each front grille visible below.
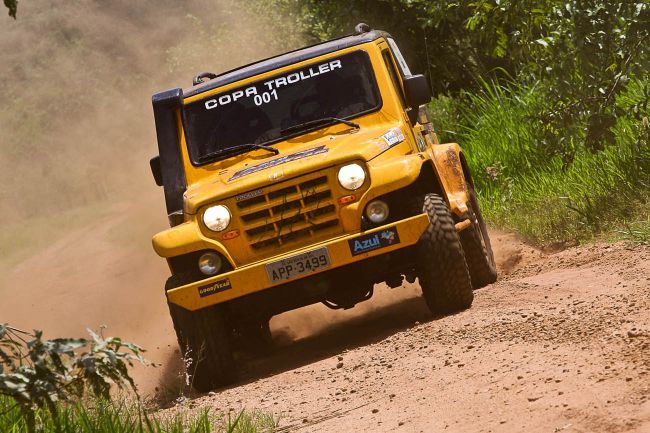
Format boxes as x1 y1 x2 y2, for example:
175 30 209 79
235 175 342 251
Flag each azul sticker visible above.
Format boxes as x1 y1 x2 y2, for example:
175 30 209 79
348 227 401 256
381 128 405 148
229 146 329 181
236 189 264 202
197 278 232 298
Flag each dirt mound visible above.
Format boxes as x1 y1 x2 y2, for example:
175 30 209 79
491 230 544 274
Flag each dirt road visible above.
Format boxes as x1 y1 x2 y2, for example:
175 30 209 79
178 234 650 433
1 205 648 432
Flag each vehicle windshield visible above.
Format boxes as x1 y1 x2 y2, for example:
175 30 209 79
182 50 381 165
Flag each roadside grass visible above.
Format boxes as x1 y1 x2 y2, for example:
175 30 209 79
431 80 650 244
615 213 650 245
0 395 276 433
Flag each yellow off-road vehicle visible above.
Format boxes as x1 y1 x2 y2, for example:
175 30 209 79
150 24 496 391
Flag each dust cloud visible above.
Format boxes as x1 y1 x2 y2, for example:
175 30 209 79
0 0 302 396
0 0 300 222
271 283 424 345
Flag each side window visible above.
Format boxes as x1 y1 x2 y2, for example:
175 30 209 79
381 49 407 108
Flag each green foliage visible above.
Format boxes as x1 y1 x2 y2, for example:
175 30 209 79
442 80 650 243
261 0 491 93
268 0 650 155
469 1 650 155
0 395 277 433
618 215 650 245
0 325 146 432
281 0 650 242
4 0 17 18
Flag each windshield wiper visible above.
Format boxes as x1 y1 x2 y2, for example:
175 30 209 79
198 143 279 162
280 117 360 135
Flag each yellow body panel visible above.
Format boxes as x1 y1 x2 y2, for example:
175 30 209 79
152 37 473 308
153 221 236 266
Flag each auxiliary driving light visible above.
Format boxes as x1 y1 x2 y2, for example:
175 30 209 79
198 252 222 276
365 200 389 224
337 163 366 190
203 205 231 232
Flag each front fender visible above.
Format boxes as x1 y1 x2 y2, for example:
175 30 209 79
152 221 236 265
339 152 424 229
429 143 470 217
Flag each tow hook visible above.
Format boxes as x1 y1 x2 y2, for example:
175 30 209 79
455 219 471 232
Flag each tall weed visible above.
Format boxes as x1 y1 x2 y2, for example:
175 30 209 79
0 395 276 433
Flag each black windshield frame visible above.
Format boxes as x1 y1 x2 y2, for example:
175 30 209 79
181 50 383 166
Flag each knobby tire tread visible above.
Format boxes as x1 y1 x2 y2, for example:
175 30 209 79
416 194 474 314
166 274 237 392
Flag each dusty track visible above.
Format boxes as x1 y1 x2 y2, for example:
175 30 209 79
174 234 650 433
1 205 648 432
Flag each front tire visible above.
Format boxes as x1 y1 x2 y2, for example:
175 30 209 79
166 275 237 392
415 193 474 314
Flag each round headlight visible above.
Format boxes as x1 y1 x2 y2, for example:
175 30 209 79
203 205 231 232
337 163 366 190
365 200 390 223
198 252 222 276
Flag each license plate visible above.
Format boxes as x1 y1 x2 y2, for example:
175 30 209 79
266 247 331 283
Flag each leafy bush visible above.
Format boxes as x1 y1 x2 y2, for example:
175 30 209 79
0 324 146 432
442 80 650 243
3 0 17 18
269 0 650 159
469 1 650 155
0 326 277 432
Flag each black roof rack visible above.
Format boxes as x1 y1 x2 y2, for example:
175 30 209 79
180 25 391 99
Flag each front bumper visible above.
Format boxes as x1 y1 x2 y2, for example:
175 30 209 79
166 213 429 311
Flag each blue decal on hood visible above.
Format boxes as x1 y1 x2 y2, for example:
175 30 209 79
229 146 329 181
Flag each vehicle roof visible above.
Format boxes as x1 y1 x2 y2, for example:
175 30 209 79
181 29 392 99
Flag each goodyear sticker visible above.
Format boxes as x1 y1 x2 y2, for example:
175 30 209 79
197 278 232 298
348 227 401 256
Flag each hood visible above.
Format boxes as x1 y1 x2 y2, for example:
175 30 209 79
183 123 406 214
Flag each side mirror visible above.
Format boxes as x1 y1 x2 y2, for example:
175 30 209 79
404 74 431 109
150 156 163 186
